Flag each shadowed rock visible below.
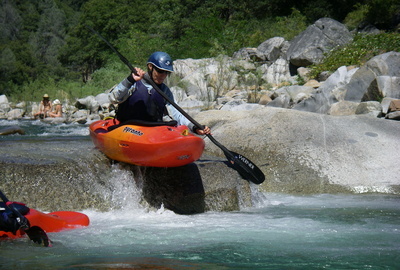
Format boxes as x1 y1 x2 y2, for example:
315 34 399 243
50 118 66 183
0 139 251 213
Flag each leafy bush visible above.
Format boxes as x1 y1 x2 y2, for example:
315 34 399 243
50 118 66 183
8 76 105 103
309 32 400 78
89 61 126 90
344 3 370 30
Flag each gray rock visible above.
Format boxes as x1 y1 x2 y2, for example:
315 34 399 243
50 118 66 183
0 126 25 135
95 93 110 108
345 51 400 102
362 75 400 102
275 85 315 103
376 76 400 99
137 159 252 214
169 85 186 101
220 99 263 111
381 97 397 114
70 109 90 124
357 21 381 34
355 101 382 117
318 71 333 81
256 37 288 62
173 57 239 102
258 93 272 105
15 101 26 109
292 66 357 113
266 95 291 108
386 111 400 120
6 108 24 120
173 98 205 115
232 47 258 61
328 100 359 116
287 18 353 67
75 96 100 114
291 93 332 113
0 139 252 213
260 58 293 85
0 95 10 113
297 67 311 80
195 108 400 194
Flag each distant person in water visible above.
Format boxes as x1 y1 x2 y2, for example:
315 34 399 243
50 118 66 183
48 99 63 118
108 51 211 135
34 94 52 119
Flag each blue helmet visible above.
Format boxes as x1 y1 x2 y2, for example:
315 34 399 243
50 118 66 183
147 52 174 72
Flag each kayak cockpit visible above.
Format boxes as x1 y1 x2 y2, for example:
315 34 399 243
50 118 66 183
93 119 178 134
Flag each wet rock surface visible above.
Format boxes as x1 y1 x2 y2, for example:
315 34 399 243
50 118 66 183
0 138 251 213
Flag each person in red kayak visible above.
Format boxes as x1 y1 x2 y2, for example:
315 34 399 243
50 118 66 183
108 52 211 135
0 201 29 235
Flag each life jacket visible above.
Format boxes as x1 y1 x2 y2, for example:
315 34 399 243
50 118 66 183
116 80 166 123
0 202 29 234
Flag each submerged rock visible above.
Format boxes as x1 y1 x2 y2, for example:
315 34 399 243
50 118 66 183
0 126 25 135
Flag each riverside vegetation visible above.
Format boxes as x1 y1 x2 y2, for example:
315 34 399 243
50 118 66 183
1 0 399 103
1 17 400 122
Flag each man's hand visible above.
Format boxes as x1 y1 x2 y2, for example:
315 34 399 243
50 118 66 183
196 126 211 135
133 68 145 81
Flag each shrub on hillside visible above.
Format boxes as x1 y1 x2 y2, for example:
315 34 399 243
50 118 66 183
309 32 400 78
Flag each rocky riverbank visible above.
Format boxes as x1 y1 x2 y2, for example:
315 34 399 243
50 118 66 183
1 17 399 202
1 18 400 123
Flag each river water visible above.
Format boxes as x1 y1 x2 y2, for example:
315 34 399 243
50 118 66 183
0 120 399 269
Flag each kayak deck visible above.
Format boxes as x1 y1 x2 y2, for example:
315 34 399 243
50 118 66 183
0 202 89 239
89 119 205 167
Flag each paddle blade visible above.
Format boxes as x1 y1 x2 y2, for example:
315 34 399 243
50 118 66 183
225 151 265 185
26 226 52 247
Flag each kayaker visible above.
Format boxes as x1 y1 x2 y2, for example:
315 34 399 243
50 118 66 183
108 52 211 135
0 202 28 235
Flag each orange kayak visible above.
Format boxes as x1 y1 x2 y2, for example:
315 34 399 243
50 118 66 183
0 203 89 239
89 119 205 167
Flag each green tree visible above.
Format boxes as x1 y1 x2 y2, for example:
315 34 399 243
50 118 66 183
0 47 17 95
366 0 400 29
29 0 67 77
0 0 22 42
60 0 153 81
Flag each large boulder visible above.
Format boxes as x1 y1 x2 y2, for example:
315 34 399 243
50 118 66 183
0 139 252 214
75 96 100 114
292 66 358 113
232 47 258 61
273 85 315 104
287 18 353 67
95 93 110 110
256 37 289 62
355 101 382 117
0 95 10 118
195 107 400 194
259 57 294 86
7 108 24 120
344 52 400 102
173 57 239 102
328 100 359 116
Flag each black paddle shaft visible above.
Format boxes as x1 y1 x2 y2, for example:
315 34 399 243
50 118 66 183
87 25 265 184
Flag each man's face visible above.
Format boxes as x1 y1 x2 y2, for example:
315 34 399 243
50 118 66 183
149 64 169 84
